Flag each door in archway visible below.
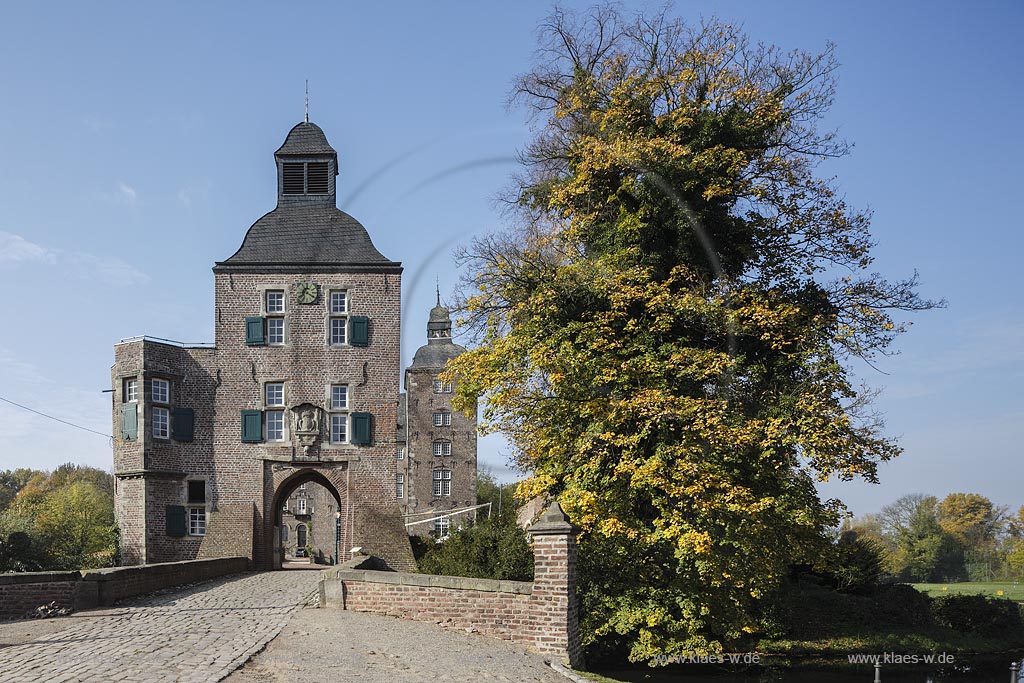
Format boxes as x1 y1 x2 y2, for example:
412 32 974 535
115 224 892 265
296 523 307 555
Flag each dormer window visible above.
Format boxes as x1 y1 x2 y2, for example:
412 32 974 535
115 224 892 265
282 162 330 195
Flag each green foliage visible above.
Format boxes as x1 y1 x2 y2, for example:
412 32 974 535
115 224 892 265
447 5 940 662
0 464 117 572
930 594 1022 638
823 530 886 595
416 512 533 582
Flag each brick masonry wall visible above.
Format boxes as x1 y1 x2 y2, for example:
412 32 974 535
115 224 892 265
404 365 477 533
320 503 582 667
0 558 248 621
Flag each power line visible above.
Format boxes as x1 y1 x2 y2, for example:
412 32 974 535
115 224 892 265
0 395 112 439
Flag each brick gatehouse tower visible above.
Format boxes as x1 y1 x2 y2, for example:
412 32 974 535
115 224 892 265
111 121 425 570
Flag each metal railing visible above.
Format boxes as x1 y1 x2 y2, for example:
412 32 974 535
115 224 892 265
116 335 215 348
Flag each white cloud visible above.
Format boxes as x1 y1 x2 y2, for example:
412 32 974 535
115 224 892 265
118 182 138 205
0 231 149 286
0 231 57 265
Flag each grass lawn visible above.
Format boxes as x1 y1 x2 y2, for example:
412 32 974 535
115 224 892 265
913 581 1024 601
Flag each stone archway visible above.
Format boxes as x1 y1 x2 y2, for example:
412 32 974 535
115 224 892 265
266 467 348 570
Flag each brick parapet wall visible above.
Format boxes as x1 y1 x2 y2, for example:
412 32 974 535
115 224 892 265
0 557 248 621
320 502 582 667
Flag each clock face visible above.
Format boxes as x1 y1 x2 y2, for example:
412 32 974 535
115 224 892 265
296 282 317 304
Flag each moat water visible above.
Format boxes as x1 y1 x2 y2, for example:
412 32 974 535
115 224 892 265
596 653 1024 682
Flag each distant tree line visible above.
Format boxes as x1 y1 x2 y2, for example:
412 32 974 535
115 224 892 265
0 464 118 572
842 493 1024 583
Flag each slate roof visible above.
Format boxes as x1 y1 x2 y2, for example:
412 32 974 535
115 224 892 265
275 121 338 160
215 204 400 271
410 340 466 369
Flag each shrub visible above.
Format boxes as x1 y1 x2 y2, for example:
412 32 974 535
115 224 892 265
415 512 533 581
931 594 1022 638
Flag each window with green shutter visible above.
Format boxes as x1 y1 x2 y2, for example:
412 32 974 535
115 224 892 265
172 408 194 442
245 316 266 346
351 412 372 445
121 403 138 441
241 410 263 443
349 316 369 347
166 505 187 537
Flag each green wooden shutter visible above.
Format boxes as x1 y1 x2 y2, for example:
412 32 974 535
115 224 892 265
349 316 369 347
121 403 138 441
241 410 263 443
166 505 187 537
351 412 372 445
245 316 266 345
172 408 194 442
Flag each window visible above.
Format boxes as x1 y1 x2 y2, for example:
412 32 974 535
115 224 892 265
265 383 284 407
297 498 307 514
267 317 285 345
330 413 348 444
433 411 452 427
432 441 452 457
298 483 306 491
434 516 450 537
432 467 452 497
432 378 453 394
330 385 348 409
187 480 207 536
153 407 169 439
329 383 349 444
124 378 138 403
189 507 207 536
281 525 289 541
396 473 405 499
266 410 285 442
396 447 405 461
330 290 348 314
329 318 347 345
152 378 169 404
329 291 348 346
265 290 284 314
264 291 285 345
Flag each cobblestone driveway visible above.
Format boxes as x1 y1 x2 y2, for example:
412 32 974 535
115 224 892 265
0 571 320 683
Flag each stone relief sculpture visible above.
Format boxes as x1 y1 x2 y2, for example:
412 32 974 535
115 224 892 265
291 403 322 453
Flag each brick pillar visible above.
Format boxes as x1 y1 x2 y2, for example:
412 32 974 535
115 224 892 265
528 502 582 668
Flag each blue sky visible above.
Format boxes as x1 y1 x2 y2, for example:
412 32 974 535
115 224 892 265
0 1 1021 518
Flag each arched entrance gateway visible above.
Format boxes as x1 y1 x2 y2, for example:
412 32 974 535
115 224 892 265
266 467 348 570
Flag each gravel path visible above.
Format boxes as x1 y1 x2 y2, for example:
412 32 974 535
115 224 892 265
225 604 568 683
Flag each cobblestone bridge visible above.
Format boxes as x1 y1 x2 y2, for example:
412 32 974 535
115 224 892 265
0 571 565 683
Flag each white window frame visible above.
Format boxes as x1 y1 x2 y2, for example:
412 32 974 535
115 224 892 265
189 506 207 536
266 410 285 442
396 447 405 461
433 411 452 427
432 441 452 457
330 290 348 314
432 378 453 394
328 290 349 346
152 406 169 439
266 317 285 345
265 290 285 314
124 378 138 403
297 497 307 514
432 467 452 497
396 473 405 499
152 378 170 404
330 384 348 410
434 515 450 537
265 382 285 407
330 413 348 444
328 383 349 444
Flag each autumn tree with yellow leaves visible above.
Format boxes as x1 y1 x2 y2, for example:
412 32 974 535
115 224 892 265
447 6 940 661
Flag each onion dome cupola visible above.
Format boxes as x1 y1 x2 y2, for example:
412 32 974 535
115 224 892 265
214 121 401 273
411 291 465 369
